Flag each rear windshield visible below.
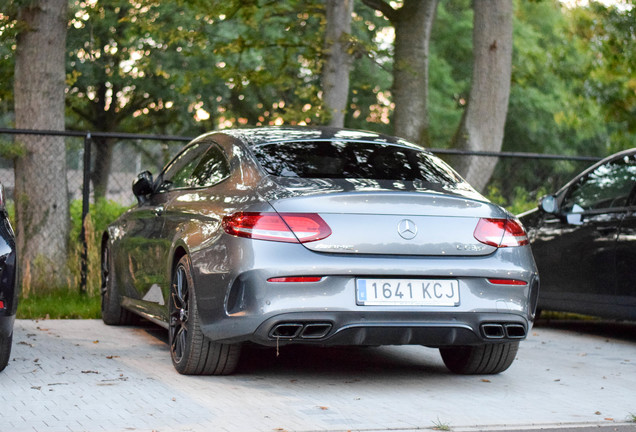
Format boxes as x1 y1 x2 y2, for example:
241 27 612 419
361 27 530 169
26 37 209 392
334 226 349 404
251 141 462 185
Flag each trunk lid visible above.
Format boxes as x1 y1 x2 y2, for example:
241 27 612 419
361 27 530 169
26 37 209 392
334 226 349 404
261 178 506 256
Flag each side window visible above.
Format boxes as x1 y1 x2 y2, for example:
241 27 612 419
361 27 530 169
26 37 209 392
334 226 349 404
159 142 210 191
189 145 231 187
562 154 636 213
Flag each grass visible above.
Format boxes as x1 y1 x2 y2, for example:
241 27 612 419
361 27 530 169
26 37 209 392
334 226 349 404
537 310 602 321
15 198 128 320
432 418 451 431
17 288 101 319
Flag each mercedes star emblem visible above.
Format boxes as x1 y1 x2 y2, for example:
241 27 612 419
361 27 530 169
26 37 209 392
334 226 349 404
397 219 418 240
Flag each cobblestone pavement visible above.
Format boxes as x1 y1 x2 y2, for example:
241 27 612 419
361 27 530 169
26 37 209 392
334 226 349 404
1 319 635 432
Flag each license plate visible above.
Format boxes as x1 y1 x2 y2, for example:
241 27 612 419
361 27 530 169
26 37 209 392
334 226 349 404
356 278 460 306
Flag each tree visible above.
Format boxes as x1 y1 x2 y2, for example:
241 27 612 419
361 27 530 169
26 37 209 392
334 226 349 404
0 12 16 128
199 1 325 126
572 0 636 151
362 0 439 145
13 0 69 290
66 0 330 198
322 0 354 127
489 0 635 203
66 0 213 198
451 0 513 191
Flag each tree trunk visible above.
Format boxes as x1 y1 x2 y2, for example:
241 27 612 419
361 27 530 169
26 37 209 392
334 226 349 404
392 0 438 146
322 0 354 127
14 0 69 292
451 0 513 192
91 137 115 200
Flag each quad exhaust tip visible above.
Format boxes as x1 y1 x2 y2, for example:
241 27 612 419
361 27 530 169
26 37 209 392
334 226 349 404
269 322 333 340
481 323 526 340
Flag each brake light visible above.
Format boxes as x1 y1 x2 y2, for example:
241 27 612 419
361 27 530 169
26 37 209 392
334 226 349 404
222 212 331 243
267 277 323 283
0 300 4 309
474 218 529 247
488 278 528 286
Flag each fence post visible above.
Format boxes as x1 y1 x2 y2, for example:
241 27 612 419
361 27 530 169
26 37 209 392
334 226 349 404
80 132 92 294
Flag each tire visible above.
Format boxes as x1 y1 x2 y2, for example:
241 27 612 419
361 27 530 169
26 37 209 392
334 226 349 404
101 243 137 326
0 333 11 373
440 341 519 375
169 255 241 375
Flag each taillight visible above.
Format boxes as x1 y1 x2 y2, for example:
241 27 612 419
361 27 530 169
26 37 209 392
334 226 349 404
267 277 323 282
488 278 528 286
474 218 529 247
0 300 4 309
222 212 331 243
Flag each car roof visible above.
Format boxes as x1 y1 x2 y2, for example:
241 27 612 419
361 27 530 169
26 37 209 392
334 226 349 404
196 126 426 152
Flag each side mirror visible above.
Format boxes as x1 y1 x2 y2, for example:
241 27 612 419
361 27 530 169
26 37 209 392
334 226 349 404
539 195 558 214
132 171 154 204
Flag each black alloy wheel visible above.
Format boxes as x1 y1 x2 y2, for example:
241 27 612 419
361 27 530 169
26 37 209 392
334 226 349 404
169 255 241 375
170 262 190 365
101 243 136 325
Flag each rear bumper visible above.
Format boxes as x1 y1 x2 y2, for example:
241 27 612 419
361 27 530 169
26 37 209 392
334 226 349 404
192 238 539 347
250 311 529 347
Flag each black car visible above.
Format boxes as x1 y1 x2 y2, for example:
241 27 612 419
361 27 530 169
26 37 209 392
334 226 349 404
0 184 18 372
520 148 636 321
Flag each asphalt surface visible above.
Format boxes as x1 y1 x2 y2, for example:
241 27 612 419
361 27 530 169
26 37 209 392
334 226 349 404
1 318 635 432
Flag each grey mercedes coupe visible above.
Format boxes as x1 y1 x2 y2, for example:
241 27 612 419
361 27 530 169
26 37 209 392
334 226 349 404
101 127 539 375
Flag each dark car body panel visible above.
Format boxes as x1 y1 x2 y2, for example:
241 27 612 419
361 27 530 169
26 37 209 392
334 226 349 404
520 148 636 320
0 205 18 340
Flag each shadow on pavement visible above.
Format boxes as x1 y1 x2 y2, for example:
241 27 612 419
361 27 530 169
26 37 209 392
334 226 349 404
235 343 451 376
136 318 451 376
137 315 636 377
535 317 636 343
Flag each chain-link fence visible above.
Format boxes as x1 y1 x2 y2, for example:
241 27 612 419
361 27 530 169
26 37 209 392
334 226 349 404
433 148 601 208
0 127 603 293
0 129 189 204
0 128 189 294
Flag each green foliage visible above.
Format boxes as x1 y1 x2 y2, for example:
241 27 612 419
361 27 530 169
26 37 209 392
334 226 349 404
67 198 129 295
66 0 210 135
17 288 101 319
69 198 129 242
486 185 548 215
3 0 635 221
488 0 632 201
344 3 393 133
200 0 326 127
0 138 25 159
0 9 16 125
570 1 636 149
64 0 333 135
428 0 472 145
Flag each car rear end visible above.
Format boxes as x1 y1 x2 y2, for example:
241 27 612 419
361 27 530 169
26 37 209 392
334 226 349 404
193 135 539 352
209 189 537 347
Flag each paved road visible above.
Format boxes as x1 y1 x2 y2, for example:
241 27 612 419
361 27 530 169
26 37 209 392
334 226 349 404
1 319 635 432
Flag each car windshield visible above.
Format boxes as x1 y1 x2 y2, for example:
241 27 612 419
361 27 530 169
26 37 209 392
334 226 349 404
251 140 462 185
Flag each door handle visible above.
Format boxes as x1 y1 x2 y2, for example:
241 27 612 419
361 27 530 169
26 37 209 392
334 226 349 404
153 206 164 217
